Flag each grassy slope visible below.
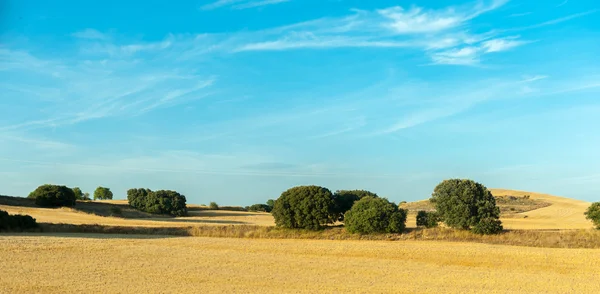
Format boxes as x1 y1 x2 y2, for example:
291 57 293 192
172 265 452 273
490 189 592 230
1 235 599 293
402 188 593 230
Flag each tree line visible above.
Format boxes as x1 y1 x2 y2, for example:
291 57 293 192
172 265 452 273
270 179 504 234
16 179 600 234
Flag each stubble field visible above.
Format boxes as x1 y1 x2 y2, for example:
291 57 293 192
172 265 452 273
1 234 599 293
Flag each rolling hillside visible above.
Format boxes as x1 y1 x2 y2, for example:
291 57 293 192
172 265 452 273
1 189 593 230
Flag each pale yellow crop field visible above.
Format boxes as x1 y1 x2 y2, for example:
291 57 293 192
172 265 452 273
1 234 599 293
490 189 593 230
0 204 275 227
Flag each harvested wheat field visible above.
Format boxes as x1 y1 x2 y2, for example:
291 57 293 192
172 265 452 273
0 204 274 227
1 234 599 293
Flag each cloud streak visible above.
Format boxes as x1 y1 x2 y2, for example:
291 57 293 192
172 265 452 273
201 0 289 10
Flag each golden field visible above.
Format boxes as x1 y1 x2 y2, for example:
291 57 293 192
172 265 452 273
1 234 599 293
0 204 275 227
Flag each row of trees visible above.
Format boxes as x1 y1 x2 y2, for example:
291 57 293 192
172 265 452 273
127 188 187 216
27 185 114 207
271 179 504 235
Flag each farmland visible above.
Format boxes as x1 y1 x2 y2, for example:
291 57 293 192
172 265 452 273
1 188 599 293
1 235 599 293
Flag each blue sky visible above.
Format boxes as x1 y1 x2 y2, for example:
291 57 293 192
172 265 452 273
1 0 599 205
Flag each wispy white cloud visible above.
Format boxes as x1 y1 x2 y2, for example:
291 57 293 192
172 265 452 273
0 48 216 131
201 0 289 10
233 1 534 66
507 10 598 31
0 133 75 151
232 0 290 10
377 0 508 34
429 37 527 65
481 37 527 52
72 28 107 40
509 12 532 18
521 75 548 83
556 0 569 8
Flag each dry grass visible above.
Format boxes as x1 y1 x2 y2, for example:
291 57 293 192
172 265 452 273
27 223 600 249
1 234 599 293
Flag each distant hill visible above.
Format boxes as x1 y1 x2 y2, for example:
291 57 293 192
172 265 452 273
400 189 593 230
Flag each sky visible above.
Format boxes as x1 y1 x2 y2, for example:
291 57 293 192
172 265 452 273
1 0 599 205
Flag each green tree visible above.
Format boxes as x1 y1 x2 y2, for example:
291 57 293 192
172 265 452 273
272 185 337 230
333 190 379 221
28 184 77 207
344 197 407 234
430 179 502 234
126 188 187 216
82 192 91 201
209 202 219 210
585 202 600 229
416 210 439 228
93 187 113 200
266 199 275 211
248 204 271 212
72 187 83 200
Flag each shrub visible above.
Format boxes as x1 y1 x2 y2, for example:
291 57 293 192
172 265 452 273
209 202 219 210
28 184 76 207
72 187 84 200
344 197 407 234
127 188 187 216
585 202 600 229
333 190 379 221
93 187 113 200
416 210 439 228
0 209 38 231
109 207 123 216
472 217 504 235
272 185 337 230
430 179 502 233
248 204 271 212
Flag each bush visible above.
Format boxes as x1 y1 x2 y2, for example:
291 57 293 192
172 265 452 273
333 190 379 221
272 185 337 230
248 204 271 212
0 209 38 231
416 210 439 228
472 217 504 235
266 199 275 211
28 184 76 207
585 202 600 229
344 197 407 234
72 187 84 200
127 188 187 216
209 202 219 210
94 187 113 200
430 179 502 233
